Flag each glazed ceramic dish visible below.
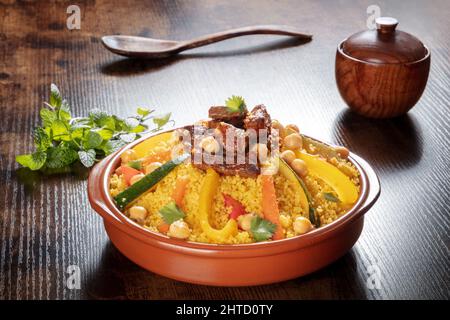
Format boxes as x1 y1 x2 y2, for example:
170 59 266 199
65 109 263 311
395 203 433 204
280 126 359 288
88 128 380 286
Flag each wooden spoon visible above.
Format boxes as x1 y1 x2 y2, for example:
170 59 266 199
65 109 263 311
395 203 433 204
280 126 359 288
102 25 312 58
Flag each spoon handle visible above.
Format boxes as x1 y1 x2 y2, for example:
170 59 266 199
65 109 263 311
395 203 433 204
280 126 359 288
176 25 312 52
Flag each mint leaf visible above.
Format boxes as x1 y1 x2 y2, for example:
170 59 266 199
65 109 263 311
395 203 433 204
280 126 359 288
84 130 103 149
16 150 47 171
225 95 247 113
89 109 108 124
51 119 69 140
96 128 114 140
125 117 140 130
101 116 116 131
159 201 185 224
78 149 96 167
50 83 62 107
137 107 152 117
46 145 78 169
119 132 136 143
102 139 127 155
153 113 171 129
58 100 71 121
131 124 147 133
33 127 52 150
250 216 277 242
40 108 57 127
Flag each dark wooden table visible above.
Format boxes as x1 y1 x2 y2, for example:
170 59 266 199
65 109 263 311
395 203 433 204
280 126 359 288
1 0 449 300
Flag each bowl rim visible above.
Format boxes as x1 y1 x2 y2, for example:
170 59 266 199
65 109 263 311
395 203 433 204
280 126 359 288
88 128 380 255
337 39 430 66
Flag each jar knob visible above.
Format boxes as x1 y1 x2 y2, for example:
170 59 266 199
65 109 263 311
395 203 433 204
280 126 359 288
376 17 398 34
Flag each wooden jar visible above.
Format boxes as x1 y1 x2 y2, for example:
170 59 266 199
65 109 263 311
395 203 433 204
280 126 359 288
335 17 430 118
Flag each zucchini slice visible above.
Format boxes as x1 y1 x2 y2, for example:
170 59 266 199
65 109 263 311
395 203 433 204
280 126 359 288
278 158 318 226
114 153 189 210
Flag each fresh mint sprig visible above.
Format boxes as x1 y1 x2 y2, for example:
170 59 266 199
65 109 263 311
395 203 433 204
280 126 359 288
16 84 173 173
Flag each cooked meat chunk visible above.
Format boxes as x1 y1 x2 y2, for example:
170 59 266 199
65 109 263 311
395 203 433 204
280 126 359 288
244 104 275 151
201 119 248 153
175 105 275 177
193 162 260 178
244 104 271 133
208 106 247 128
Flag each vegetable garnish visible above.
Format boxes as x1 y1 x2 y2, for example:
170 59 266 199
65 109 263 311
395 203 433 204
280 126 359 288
261 174 284 240
323 192 340 203
159 201 186 224
114 153 189 210
127 160 142 170
120 166 142 185
223 193 247 220
225 95 247 113
16 84 173 173
250 216 277 242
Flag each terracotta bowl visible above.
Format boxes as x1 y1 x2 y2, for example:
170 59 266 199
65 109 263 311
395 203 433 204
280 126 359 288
335 40 430 118
88 130 380 286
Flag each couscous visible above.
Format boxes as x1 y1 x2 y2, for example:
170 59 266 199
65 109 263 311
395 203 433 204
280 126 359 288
110 99 360 244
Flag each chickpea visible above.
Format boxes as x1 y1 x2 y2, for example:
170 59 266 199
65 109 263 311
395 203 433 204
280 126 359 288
283 133 303 150
271 120 286 138
129 206 148 224
238 213 256 231
200 136 220 154
168 220 191 239
284 126 298 137
121 149 137 164
285 124 300 133
250 143 269 163
293 216 313 235
290 159 308 177
280 150 296 164
145 162 162 174
130 173 145 185
279 214 292 228
335 146 350 159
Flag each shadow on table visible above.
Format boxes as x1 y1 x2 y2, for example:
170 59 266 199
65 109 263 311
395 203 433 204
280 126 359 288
100 37 311 77
332 109 423 172
86 241 368 299
14 162 90 193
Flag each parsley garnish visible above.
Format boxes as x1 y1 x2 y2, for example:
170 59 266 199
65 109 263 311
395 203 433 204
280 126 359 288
15 84 173 173
225 95 247 113
250 216 277 242
323 192 340 203
159 201 186 224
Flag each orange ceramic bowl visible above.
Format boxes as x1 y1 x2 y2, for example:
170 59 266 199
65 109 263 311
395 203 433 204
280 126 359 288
88 129 380 286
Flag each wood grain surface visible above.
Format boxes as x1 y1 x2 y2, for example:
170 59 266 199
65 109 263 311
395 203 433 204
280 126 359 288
0 0 449 300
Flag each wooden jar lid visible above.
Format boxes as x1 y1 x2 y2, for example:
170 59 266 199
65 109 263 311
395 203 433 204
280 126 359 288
342 17 427 64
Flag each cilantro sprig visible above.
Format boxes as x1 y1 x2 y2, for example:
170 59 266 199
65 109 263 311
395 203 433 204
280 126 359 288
225 95 247 114
159 201 185 224
16 84 173 173
250 216 277 242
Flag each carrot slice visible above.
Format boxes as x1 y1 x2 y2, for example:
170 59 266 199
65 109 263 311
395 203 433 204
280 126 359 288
171 175 190 210
261 175 284 240
158 223 170 233
120 166 141 185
